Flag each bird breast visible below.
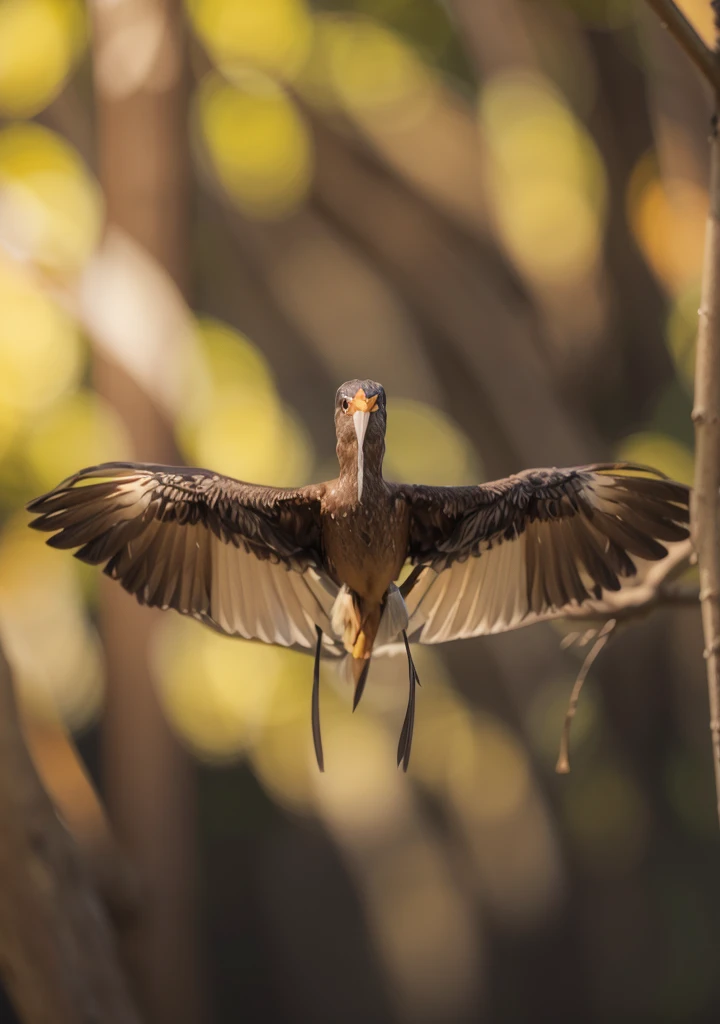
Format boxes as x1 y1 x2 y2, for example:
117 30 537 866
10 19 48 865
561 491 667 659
321 481 409 602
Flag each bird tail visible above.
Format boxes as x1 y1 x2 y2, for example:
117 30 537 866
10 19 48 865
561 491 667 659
350 652 372 710
333 585 409 708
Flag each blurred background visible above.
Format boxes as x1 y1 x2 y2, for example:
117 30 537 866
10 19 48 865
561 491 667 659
0 0 718 1021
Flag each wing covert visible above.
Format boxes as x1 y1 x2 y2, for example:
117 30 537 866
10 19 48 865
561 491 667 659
396 464 690 643
27 462 337 648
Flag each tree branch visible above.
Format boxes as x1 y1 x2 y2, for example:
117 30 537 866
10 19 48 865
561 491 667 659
0 639 141 1024
22 710 140 924
688 1 720 827
555 539 697 773
561 539 695 625
556 620 616 774
644 0 720 91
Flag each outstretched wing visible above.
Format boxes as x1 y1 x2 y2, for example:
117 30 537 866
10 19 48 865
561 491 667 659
27 462 338 648
395 464 690 643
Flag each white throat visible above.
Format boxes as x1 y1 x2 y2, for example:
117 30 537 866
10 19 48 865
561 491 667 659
353 410 370 503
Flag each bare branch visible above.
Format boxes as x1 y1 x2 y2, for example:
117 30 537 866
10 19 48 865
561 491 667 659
688 1 720 828
644 0 720 91
556 619 617 775
561 540 696 626
552 539 697 773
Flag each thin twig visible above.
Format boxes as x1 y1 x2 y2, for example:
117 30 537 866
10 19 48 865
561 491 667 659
556 619 616 774
644 0 720 91
554 539 697 773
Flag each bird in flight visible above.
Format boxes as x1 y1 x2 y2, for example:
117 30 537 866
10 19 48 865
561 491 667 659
27 379 690 771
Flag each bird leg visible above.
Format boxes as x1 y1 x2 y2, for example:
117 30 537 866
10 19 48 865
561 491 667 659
397 630 419 771
312 626 324 772
350 602 381 711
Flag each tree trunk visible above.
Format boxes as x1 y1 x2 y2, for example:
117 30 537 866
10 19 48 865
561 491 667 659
88 2 203 1021
0 641 141 1024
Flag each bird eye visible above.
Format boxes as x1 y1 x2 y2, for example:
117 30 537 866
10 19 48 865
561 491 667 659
342 398 349 411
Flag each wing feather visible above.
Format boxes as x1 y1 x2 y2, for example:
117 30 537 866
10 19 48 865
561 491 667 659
28 461 336 650
397 464 690 643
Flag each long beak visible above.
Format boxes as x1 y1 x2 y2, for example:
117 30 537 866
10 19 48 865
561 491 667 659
353 410 370 502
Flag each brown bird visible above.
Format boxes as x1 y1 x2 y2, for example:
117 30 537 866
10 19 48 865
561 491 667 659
27 379 690 770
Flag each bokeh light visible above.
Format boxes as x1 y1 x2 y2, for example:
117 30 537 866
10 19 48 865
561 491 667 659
186 0 313 80
0 516 103 730
178 317 313 484
0 121 102 272
629 153 706 293
23 390 132 492
384 398 481 485
304 14 434 125
617 431 694 486
196 70 313 219
153 616 309 764
0 259 84 434
0 2 714 1019
479 69 606 288
0 0 86 117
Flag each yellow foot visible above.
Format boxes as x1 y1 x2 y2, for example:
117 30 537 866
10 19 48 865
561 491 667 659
352 630 367 660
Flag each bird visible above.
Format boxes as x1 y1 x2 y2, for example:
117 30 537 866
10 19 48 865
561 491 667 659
27 379 690 771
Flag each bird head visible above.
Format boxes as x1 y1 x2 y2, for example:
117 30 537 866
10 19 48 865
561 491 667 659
334 380 386 500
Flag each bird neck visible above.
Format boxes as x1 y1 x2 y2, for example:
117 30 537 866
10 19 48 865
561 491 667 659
338 438 385 503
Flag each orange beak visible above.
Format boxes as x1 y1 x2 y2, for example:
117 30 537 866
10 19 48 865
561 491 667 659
345 388 378 415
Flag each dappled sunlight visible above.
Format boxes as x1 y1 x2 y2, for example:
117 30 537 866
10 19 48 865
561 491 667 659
300 13 488 232
0 258 84 427
446 713 532 823
0 2 713 1019
153 605 565 937
441 711 564 926
629 157 706 293
677 0 716 46
617 431 695 486
384 398 482 485
178 318 313 485
314 694 483 1020
407 670 475 787
93 0 184 100
184 388 313 485
153 617 299 762
0 122 102 272
191 317 276 403
250 669 338 812
0 0 86 117
350 835 482 1022
313 714 407 835
0 516 103 730
80 228 211 423
187 0 313 81
23 390 132 492
480 69 605 288
196 70 312 219
304 14 434 126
